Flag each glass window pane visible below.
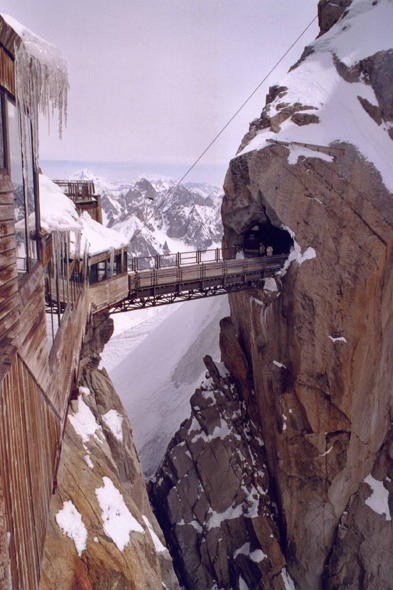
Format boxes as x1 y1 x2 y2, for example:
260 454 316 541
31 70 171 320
23 115 37 265
0 96 5 169
7 99 27 273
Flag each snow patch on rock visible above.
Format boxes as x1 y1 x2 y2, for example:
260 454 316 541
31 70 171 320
364 474 391 521
56 500 87 557
281 567 296 590
142 515 166 553
95 476 144 551
68 399 101 444
273 360 287 369
84 454 94 469
102 409 123 442
329 335 347 343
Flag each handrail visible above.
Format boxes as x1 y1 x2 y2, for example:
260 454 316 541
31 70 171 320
130 246 240 271
52 180 97 200
129 254 286 290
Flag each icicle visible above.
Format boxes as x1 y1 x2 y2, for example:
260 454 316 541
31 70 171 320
52 231 59 272
109 247 115 277
76 231 80 258
2 15 69 172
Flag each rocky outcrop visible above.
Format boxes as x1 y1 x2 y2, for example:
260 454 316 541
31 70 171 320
318 0 353 36
150 353 291 590
218 2 393 588
327 427 393 588
41 314 179 590
149 3 393 588
222 110 393 588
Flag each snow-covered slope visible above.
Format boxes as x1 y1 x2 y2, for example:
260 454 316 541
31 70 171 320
70 169 224 258
106 296 230 478
240 0 393 192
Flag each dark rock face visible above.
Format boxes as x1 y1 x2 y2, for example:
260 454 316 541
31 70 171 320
218 19 393 590
318 0 353 36
41 314 180 590
150 354 291 590
327 427 393 589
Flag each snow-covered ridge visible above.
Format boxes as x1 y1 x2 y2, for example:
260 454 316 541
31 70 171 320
239 0 393 192
315 0 393 67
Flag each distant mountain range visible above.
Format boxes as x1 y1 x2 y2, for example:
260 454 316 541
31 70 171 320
70 169 223 259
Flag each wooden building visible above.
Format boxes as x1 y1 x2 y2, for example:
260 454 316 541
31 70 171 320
0 16 95 589
53 180 103 224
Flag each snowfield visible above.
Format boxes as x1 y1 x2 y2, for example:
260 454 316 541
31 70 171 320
104 295 230 478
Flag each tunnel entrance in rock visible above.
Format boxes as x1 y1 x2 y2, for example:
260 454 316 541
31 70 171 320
243 221 293 257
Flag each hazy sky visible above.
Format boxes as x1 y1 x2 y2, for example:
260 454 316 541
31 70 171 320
3 1 319 184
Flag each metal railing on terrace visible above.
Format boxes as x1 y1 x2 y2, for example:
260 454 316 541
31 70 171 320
53 180 98 202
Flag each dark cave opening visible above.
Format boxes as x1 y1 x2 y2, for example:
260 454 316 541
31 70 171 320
243 221 294 257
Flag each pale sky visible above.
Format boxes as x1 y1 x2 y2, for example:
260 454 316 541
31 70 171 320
3 1 319 184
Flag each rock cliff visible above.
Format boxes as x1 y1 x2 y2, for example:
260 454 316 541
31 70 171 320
150 351 290 590
41 314 180 590
151 1 393 589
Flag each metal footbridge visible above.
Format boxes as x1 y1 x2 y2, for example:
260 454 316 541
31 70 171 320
88 248 287 314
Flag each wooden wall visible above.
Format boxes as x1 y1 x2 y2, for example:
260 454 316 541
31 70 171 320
0 47 15 97
47 290 89 420
0 355 61 590
89 273 128 313
18 265 50 391
0 32 94 586
0 177 19 383
0 174 90 586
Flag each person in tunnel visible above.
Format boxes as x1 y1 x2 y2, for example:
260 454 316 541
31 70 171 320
244 222 293 257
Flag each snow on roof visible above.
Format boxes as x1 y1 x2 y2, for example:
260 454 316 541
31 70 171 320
238 0 393 192
80 211 128 255
39 174 129 256
39 174 82 233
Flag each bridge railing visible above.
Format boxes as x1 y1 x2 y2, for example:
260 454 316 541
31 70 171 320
129 254 286 291
130 246 239 271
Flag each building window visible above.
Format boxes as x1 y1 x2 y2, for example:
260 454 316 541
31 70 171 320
7 98 38 273
0 94 6 170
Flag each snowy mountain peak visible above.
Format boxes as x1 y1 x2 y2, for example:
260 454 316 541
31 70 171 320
239 0 393 192
61 169 224 262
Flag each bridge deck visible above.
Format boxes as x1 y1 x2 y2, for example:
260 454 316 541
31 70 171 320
110 254 287 312
48 250 287 314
